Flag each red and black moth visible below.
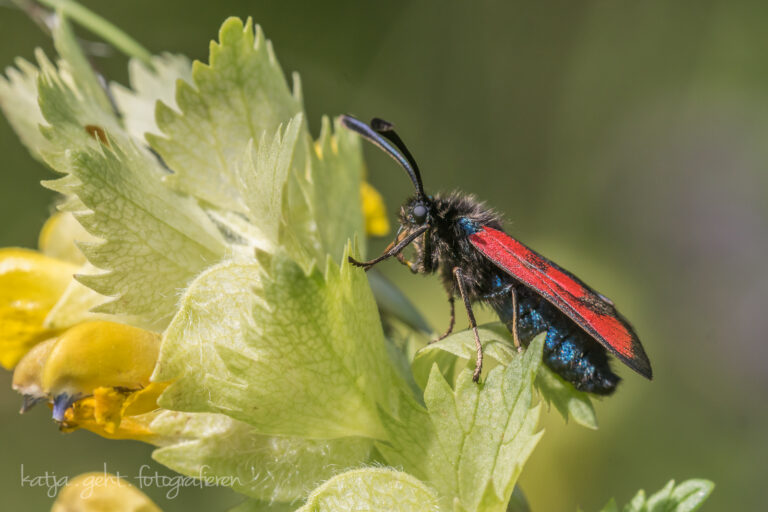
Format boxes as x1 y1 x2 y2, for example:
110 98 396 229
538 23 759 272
341 115 652 394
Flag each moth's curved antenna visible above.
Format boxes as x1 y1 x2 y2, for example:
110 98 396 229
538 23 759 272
369 118 424 195
340 115 425 197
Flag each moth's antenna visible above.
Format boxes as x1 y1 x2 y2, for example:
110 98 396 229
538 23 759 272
369 118 424 195
340 115 425 197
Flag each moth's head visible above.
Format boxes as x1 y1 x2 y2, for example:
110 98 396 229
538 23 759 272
400 195 432 229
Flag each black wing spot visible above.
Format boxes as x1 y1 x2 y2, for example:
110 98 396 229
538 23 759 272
526 253 548 270
577 294 615 316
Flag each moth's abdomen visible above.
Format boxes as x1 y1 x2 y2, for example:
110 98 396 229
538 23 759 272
492 287 620 395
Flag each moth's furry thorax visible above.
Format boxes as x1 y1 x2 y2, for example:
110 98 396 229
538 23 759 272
400 191 504 298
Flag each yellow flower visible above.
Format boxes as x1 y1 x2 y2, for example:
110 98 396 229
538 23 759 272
51 472 161 512
361 181 390 237
5 211 171 441
11 336 58 412
42 321 162 416
0 248 77 369
0 211 103 369
60 385 166 442
12 319 168 441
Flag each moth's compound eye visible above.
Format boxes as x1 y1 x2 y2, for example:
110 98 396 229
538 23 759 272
412 204 428 223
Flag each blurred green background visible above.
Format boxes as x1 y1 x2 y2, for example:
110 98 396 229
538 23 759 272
1 1 765 510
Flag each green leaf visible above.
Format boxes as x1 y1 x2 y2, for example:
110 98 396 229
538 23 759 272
42 137 227 327
411 323 521 388
147 17 303 213
366 270 431 334
44 263 111 329
51 11 114 116
535 366 597 430
597 499 619 512
310 116 365 262
507 486 531 512
279 116 366 265
150 411 371 503
0 13 112 165
295 468 441 512
236 113 304 246
142 18 365 265
228 500 295 512
36 56 123 171
0 56 50 162
413 322 597 429
33 30 228 328
597 479 714 512
153 250 401 439
110 53 193 142
377 334 545 512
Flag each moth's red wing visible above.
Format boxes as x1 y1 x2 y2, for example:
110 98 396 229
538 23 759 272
469 226 652 379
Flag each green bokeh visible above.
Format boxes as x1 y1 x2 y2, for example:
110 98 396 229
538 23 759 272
1 1 765 510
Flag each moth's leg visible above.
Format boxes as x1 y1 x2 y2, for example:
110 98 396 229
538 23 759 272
453 267 483 382
430 294 455 344
395 251 419 274
508 286 523 352
349 225 427 270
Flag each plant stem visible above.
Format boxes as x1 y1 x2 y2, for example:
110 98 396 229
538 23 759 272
35 0 152 65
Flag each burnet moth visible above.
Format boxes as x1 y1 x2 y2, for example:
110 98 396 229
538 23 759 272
341 115 652 394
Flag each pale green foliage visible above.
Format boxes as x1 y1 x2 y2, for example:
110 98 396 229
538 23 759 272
0 17 117 165
147 18 303 213
310 116 365 262
229 501 295 512
150 411 372 503
3 16 225 328
296 468 441 512
535 364 598 430
236 114 303 246
377 335 545 512
413 322 598 429
0 9 715 512
0 56 50 162
44 263 111 328
2 14 365 332
36 18 123 171
366 271 431 334
110 53 193 141
153 251 401 439
143 17 364 264
50 12 114 116
53 140 227 327
597 479 714 512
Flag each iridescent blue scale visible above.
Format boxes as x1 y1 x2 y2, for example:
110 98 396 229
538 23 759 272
489 274 618 394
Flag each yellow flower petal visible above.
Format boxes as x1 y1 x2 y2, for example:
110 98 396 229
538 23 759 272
62 398 161 442
361 181 390 237
42 320 161 399
51 472 162 512
38 211 99 265
61 383 167 437
0 248 77 369
121 382 169 417
92 387 128 434
11 336 58 411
